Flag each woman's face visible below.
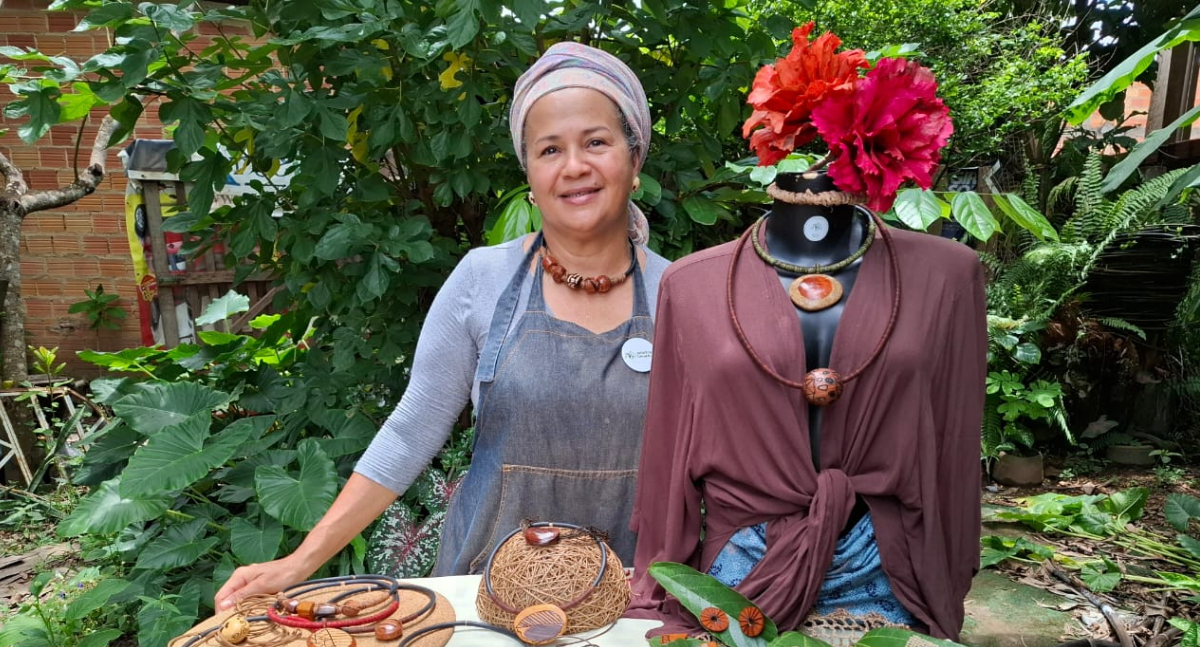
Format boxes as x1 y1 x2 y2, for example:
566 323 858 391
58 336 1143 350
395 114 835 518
524 87 638 241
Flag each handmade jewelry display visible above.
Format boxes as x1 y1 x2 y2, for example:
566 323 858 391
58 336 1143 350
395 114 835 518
748 211 876 312
729 181 902 407
170 575 457 647
540 239 637 293
476 521 631 644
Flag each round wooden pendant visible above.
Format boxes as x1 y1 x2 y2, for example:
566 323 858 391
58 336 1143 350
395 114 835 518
788 274 843 312
802 368 843 406
523 526 561 546
218 615 250 643
307 628 356 647
513 604 568 645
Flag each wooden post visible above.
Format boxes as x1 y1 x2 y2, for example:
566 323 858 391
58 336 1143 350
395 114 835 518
143 182 180 348
1147 43 1200 142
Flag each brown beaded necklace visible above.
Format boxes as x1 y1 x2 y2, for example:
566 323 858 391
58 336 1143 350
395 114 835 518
540 238 637 294
726 211 902 407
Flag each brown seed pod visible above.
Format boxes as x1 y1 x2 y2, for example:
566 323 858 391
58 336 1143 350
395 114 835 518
737 606 765 637
699 607 729 633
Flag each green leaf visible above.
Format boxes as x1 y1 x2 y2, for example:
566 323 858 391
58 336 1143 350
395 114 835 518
58 479 172 536
76 629 123 647
1157 163 1200 209
1178 534 1200 561
17 87 62 144
78 2 134 30
950 191 998 241
768 632 833 647
65 579 130 621
113 382 231 435
29 571 54 597
648 562 777 646
230 515 285 564
1102 488 1149 523
0 615 52 647
159 96 211 159
445 0 481 48
136 519 221 570
256 438 337 530
1064 14 1200 125
120 414 252 498
1013 343 1041 364
180 147 231 217
358 252 391 301
858 627 967 647
682 196 724 225
511 0 542 27
141 2 196 31
1080 561 1122 592
992 194 1059 242
137 598 194 647
486 191 540 245
891 188 942 230
1164 494 1200 531
194 290 251 326
1102 103 1200 194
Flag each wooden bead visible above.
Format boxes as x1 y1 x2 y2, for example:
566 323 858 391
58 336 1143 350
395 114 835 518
596 275 612 293
801 368 843 407
540 256 554 272
285 599 301 614
583 278 597 293
340 599 363 617
296 600 316 620
737 606 765 637
550 264 566 282
219 615 250 643
313 603 338 618
699 607 729 632
524 526 560 546
565 273 583 289
374 620 404 641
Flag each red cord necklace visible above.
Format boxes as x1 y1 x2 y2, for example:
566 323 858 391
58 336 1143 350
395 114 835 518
726 210 902 406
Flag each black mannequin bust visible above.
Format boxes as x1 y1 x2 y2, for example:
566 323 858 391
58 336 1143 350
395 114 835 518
761 171 870 471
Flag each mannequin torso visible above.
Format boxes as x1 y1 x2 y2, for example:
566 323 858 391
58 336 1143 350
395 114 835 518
761 172 869 466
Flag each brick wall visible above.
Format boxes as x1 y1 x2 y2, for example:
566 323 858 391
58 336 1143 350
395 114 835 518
2 0 171 377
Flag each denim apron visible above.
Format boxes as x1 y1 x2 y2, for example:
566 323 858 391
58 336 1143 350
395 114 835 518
432 234 652 576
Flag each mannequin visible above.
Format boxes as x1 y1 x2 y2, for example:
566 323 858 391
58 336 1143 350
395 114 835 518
625 171 987 641
761 171 866 470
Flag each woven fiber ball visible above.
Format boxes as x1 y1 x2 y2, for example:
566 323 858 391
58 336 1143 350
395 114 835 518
476 533 630 635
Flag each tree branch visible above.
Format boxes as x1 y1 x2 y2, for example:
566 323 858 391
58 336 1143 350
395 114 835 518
19 115 118 215
0 148 29 199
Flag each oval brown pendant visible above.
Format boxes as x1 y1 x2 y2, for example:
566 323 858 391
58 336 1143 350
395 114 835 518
789 274 843 312
513 604 568 645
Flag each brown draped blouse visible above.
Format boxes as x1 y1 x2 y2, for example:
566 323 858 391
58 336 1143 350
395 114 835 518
625 226 986 640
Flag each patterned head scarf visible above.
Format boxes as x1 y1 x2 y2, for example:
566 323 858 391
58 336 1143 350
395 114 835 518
510 42 652 244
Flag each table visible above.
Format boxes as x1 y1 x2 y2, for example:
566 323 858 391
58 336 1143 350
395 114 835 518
407 574 663 645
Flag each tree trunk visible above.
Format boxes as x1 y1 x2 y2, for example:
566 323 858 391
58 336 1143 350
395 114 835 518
0 208 27 384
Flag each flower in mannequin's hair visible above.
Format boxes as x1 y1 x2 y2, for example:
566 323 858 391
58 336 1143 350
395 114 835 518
743 23 953 213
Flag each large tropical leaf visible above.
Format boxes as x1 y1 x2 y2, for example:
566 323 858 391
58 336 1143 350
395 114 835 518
64 579 130 622
950 191 998 241
135 519 221 570
1102 104 1200 194
992 194 1058 241
255 438 337 530
367 501 444 579
230 515 285 564
768 632 831 647
194 290 251 326
112 382 231 435
1165 493 1200 532
858 627 968 647
119 415 253 498
58 479 172 536
891 188 943 231
648 562 777 647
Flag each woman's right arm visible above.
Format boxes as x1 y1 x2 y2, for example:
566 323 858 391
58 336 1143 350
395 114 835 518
214 249 484 609
215 473 398 610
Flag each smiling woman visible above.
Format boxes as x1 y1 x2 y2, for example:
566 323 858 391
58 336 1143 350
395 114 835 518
214 42 672 610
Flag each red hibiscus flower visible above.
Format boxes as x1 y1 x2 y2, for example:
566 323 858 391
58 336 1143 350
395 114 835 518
811 57 954 212
742 22 868 166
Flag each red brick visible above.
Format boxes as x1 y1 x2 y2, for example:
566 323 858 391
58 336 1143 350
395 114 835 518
2 146 39 168
25 213 66 232
61 214 94 234
98 258 131 276
61 278 96 297
82 235 112 255
25 300 54 319
17 15 48 32
47 14 79 32
19 259 45 277
26 169 60 187
22 235 55 255
92 215 123 233
54 235 83 254
6 34 35 49
27 277 62 296
39 146 71 169
46 257 100 278
49 126 78 146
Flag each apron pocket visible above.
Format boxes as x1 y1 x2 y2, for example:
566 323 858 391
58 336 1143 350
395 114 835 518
468 463 640 573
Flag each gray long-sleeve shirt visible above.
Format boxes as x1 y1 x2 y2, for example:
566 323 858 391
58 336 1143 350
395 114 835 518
355 234 670 494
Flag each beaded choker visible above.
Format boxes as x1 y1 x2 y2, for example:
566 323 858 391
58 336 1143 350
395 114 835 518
540 239 637 294
749 209 876 312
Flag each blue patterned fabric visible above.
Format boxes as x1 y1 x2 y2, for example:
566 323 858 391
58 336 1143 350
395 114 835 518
707 513 917 626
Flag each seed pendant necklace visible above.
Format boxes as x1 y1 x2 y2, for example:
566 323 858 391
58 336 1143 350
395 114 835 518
728 209 901 407
749 210 876 312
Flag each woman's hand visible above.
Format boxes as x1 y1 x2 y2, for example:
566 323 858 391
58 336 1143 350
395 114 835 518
214 555 314 610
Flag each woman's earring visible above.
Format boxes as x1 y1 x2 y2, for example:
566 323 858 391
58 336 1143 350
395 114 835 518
527 193 537 206
632 178 641 193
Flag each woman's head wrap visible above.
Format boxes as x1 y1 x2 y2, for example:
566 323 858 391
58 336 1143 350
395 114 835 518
510 42 652 244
